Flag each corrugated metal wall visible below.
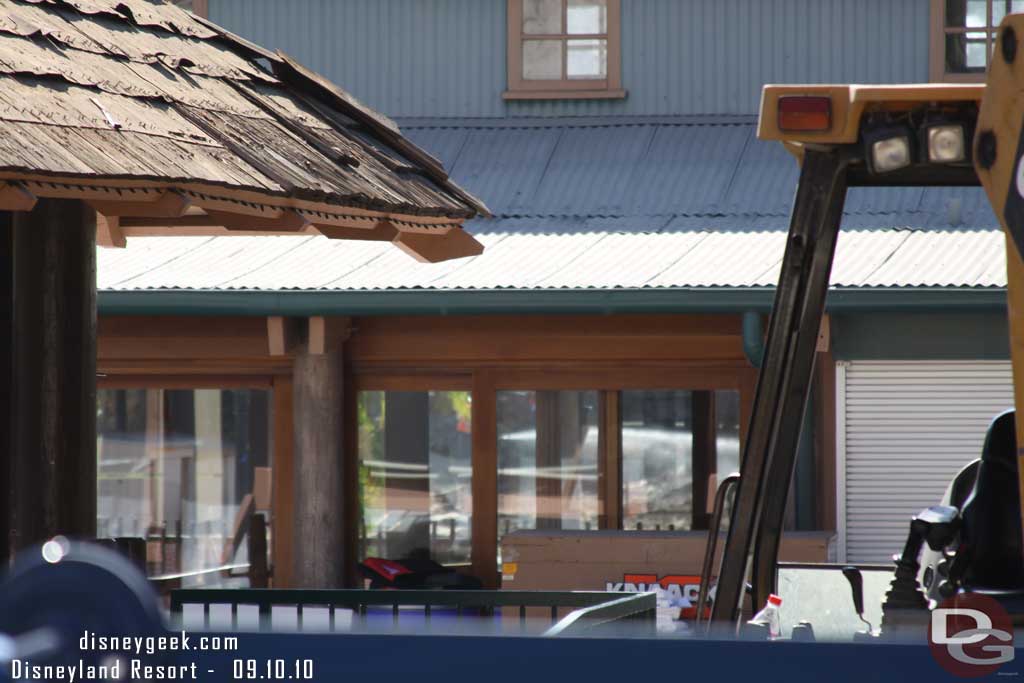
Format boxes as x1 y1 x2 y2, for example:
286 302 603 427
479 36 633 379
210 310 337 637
209 0 931 118
838 361 1014 563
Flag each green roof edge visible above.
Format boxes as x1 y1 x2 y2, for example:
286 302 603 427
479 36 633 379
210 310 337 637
96 287 1008 317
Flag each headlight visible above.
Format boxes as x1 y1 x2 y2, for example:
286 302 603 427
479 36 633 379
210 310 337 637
925 124 967 163
869 135 912 173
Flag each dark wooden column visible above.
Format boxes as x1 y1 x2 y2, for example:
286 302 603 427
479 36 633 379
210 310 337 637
691 391 717 530
6 199 97 556
292 317 346 588
0 210 12 566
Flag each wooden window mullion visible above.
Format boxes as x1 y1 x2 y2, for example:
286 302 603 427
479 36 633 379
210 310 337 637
598 390 622 530
470 370 499 588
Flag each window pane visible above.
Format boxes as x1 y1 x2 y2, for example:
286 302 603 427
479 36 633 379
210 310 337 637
567 0 607 34
523 39 563 79
946 32 989 72
946 0 988 27
567 38 607 79
993 1 1010 24
358 391 472 566
967 31 989 67
716 390 741 478
523 0 562 34
97 388 272 587
497 390 599 549
620 389 741 533
621 390 693 531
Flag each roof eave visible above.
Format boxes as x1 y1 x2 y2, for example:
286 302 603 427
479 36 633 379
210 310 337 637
95 287 1008 317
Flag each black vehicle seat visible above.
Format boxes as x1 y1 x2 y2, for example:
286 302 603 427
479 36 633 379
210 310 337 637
958 409 1024 591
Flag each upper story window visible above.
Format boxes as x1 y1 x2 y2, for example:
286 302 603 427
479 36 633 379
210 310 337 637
932 0 1023 80
504 0 625 100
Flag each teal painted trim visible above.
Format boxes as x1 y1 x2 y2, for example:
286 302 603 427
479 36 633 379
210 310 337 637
96 288 1009 317
741 311 764 368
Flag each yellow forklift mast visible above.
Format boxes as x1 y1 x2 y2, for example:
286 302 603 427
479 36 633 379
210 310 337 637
708 11 1024 634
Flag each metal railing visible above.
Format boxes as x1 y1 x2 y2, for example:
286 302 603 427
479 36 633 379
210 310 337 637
169 589 656 637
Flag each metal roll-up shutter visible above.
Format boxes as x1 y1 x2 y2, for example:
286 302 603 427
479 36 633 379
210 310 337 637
837 361 1014 563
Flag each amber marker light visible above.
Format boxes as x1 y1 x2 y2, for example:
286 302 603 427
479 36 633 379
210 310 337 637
777 96 832 132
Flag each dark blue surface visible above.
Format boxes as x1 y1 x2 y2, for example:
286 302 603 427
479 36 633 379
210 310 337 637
168 633 1023 683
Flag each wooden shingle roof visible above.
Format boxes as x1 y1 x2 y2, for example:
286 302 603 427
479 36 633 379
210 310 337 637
0 0 488 261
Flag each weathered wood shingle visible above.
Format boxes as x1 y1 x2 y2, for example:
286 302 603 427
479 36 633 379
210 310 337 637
0 0 488 233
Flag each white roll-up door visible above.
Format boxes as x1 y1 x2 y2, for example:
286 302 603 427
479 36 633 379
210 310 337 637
837 361 1014 563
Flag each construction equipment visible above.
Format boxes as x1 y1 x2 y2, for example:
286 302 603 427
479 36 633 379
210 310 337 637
707 11 1024 644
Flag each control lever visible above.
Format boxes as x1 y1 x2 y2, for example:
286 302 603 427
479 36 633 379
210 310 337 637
880 505 960 636
841 566 874 635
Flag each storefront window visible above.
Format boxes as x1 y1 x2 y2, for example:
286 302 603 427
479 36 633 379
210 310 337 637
357 391 472 566
497 390 600 545
96 388 271 586
621 389 741 531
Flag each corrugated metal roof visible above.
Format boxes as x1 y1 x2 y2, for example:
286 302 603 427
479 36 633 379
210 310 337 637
400 118 1000 230
98 228 1007 292
98 116 1004 295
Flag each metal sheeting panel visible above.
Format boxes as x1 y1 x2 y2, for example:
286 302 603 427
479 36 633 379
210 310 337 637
863 230 1007 287
211 0 507 118
210 0 929 118
96 228 1007 292
839 361 1014 563
401 120 997 227
527 124 656 216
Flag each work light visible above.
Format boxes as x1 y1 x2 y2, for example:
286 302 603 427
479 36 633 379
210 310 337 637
863 125 914 174
923 123 968 164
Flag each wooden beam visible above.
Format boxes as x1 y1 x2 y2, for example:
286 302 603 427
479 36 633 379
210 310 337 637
393 228 483 263
87 191 191 219
96 214 126 248
817 313 831 353
347 314 750 366
0 183 37 212
267 316 301 356
4 174 467 226
208 209 309 233
315 220 396 241
307 316 352 356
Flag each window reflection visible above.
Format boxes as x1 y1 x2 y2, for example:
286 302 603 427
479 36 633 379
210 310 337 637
358 391 472 566
96 388 271 587
497 390 600 547
621 389 740 531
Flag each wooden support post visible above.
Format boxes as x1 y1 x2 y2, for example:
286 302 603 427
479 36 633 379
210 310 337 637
271 376 295 587
6 199 97 555
599 391 622 530
0 211 11 566
291 317 345 588
691 391 716 530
